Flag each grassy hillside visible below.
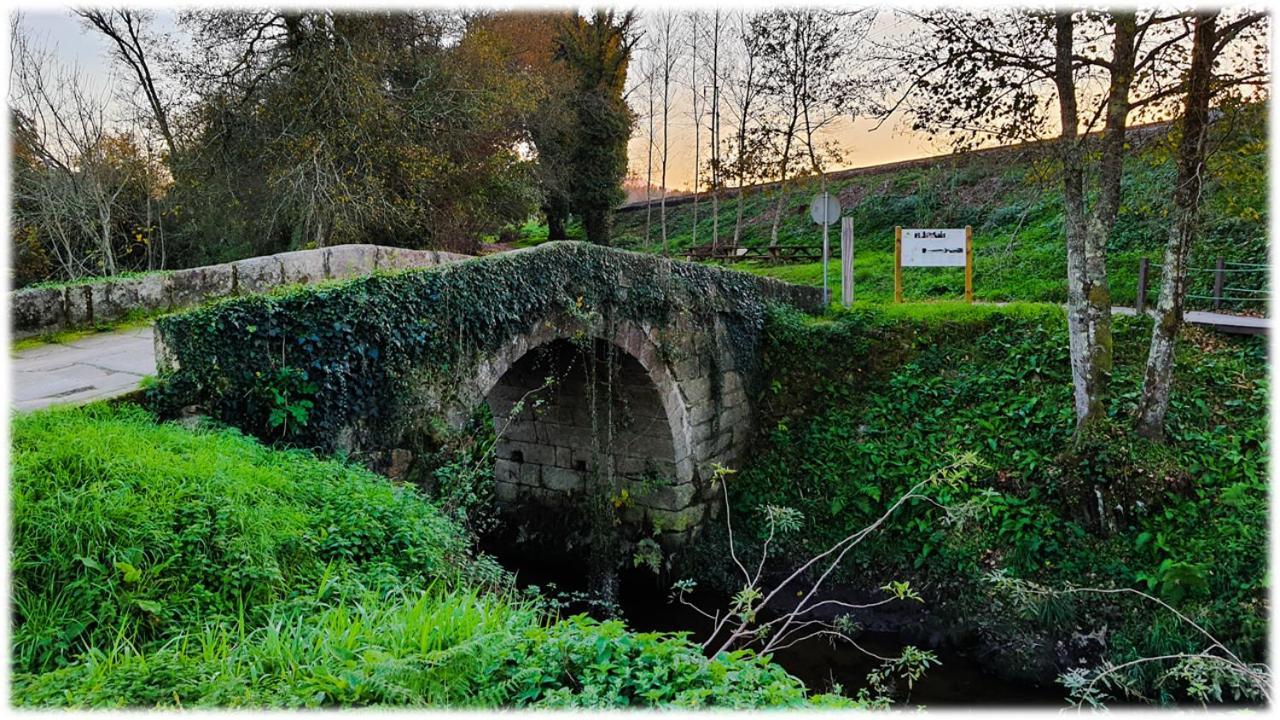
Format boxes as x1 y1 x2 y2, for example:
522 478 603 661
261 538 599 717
680 303 1267 698
10 404 858 709
601 104 1267 310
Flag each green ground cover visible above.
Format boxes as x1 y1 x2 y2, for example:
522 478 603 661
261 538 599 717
540 105 1268 310
678 302 1267 700
10 404 858 709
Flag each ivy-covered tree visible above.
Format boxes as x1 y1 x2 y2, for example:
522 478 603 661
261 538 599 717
555 10 638 245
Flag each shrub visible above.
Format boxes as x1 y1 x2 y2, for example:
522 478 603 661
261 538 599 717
682 303 1268 695
11 403 861 709
10 403 486 674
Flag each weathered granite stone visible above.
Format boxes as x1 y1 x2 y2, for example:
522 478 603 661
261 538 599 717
154 329 178 373
9 245 471 339
542 466 582 492
232 256 284 295
375 246 432 271
652 503 705 533
65 286 93 327
325 244 377 279
169 264 234 308
91 274 169 324
276 249 328 285
11 287 64 336
644 481 699 512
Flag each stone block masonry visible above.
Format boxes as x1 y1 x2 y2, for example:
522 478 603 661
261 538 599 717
153 241 825 546
10 244 469 339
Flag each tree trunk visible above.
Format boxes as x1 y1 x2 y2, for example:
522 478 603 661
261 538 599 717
583 208 610 246
1055 12 1100 427
1135 12 1218 440
546 203 568 240
1056 10 1135 431
710 13 721 252
770 149 791 247
645 70 655 249
691 18 700 249
660 33 672 258
99 205 117 276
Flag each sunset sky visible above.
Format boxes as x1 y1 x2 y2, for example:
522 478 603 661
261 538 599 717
22 7 962 193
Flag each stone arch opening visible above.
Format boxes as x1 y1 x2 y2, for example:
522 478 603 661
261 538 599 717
487 336 683 518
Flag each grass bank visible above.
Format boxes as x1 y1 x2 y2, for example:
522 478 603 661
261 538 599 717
564 103 1268 310
10 404 858 709
678 302 1267 700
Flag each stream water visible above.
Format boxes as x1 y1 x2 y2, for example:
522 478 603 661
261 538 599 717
484 535 1068 707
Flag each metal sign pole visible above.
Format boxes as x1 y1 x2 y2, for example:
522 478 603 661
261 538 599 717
822 192 830 306
965 225 974 304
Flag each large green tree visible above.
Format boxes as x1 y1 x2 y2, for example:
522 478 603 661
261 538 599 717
166 10 540 259
554 10 637 245
472 11 576 241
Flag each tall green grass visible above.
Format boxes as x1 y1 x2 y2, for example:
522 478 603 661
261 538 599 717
10 404 486 675
10 404 859 709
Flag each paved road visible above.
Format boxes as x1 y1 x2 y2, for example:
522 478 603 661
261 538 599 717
8 304 1268 412
11 325 155 411
1111 305 1270 334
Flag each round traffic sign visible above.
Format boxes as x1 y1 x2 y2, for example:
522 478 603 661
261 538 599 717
810 193 841 226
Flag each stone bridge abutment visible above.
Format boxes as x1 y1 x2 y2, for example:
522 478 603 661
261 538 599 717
155 242 822 544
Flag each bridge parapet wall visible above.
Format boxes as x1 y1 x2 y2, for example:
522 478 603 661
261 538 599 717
11 244 467 339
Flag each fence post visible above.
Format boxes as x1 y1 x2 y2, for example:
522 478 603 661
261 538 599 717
1136 258 1149 314
1213 256 1225 310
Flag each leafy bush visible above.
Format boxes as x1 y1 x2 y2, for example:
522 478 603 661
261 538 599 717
13 585 859 709
684 303 1268 695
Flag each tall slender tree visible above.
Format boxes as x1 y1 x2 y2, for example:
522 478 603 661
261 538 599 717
77 10 177 158
689 12 701 248
705 9 726 251
754 9 863 248
1135 10 1268 439
725 12 766 249
874 9 1216 431
556 10 638 245
654 11 682 256
643 42 657 248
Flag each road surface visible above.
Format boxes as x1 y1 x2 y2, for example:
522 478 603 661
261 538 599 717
11 325 155 411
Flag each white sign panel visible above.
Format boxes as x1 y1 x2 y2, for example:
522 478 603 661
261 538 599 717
901 228 967 267
810 193 841 226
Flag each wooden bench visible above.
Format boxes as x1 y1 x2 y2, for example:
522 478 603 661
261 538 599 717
683 246 752 261
683 245 828 264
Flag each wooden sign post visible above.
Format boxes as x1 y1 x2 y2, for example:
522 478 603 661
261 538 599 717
965 225 973 303
841 217 854 307
895 226 973 304
893 226 903 303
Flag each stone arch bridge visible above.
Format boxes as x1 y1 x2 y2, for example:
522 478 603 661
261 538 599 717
156 242 822 544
